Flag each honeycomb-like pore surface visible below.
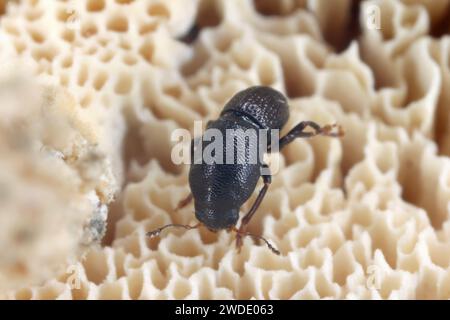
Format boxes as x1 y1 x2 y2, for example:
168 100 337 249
0 0 449 299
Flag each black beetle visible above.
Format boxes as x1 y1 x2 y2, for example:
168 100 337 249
147 86 344 254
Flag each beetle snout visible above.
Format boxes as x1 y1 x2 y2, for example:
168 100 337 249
195 207 239 231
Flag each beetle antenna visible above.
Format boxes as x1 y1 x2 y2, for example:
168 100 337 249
146 222 201 238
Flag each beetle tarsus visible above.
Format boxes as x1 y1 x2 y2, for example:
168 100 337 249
175 193 194 211
235 231 244 252
277 120 344 150
233 226 280 255
239 232 280 255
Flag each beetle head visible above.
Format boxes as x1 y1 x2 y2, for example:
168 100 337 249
194 205 239 231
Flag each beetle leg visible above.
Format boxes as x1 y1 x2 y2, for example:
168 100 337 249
236 165 272 251
175 193 193 211
178 23 200 44
273 121 344 151
232 226 280 255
